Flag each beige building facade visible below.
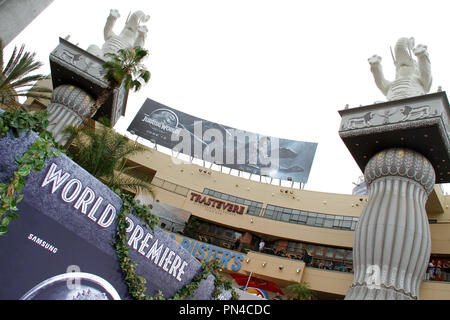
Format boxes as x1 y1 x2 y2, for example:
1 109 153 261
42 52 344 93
126 140 450 300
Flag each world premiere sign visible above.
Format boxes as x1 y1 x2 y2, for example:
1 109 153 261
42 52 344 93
0 131 218 300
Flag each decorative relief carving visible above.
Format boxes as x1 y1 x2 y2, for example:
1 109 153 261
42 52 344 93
50 42 108 90
400 105 431 121
341 104 434 131
346 112 375 129
378 108 397 124
57 47 105 80
364 148 435 194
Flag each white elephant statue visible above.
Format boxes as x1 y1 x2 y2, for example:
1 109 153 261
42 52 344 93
87 9 150 60
368 37 432 101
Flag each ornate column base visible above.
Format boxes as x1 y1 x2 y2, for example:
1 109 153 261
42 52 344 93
346 284 416 300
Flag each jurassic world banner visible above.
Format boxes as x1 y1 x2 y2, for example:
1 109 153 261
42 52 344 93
127 98 318 184
0 131 217 300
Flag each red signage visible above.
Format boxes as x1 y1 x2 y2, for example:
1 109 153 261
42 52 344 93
189 192 246 214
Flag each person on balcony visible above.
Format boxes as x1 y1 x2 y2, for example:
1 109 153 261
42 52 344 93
259 239 265 253
233 236 241 251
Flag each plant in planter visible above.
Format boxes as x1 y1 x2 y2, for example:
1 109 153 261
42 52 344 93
285 281 315 300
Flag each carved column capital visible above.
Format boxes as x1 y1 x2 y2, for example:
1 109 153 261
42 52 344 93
364 148 435 195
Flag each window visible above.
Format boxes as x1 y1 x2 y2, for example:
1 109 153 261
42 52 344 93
225 230 233 239
345 250 353 261
315 217 324 226
335 249 344 260
306 216 316 225
199 223 209 232
316 246 325 257
325 247 335 258
341 217 352 230
281 213 289 222
264 209 274 218
202 189 262 216
288 242 296 251
298 214 307 224
208 224 217 234
152 177 164 187
259 202 357 232
175 185 189 196
162 181 177 192
323 218 333 228
333 219 342 229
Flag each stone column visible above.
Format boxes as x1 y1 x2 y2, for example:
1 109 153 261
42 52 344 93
345 148 435 300
46 85 94 145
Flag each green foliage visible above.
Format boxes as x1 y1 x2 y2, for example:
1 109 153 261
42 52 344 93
113 192 159 299
84 46 150 123
103 46 151 92
183 216 200 236
0 39 52 105
65 123 152 195
0 109 62 234
285 281 314 300
114 193 238 300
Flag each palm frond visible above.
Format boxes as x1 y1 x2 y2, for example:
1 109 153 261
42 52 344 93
0 40 50 104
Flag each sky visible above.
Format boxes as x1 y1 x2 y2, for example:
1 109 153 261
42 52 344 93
5 0 450 195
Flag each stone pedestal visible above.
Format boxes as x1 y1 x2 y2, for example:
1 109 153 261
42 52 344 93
47 38 128 143
339 92 450 299
345 148 434 299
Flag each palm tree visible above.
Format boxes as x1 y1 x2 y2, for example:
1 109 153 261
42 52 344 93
104 158 154 197
85 46 150 123
285 282 314 300
0 39 52 107
65 118 153 196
